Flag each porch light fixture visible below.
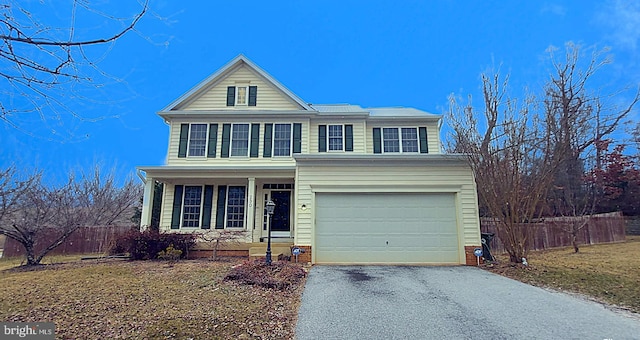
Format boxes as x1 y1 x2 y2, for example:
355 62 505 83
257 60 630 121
265 200 276 265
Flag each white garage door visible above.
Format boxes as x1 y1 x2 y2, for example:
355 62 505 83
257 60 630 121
315 192 460 264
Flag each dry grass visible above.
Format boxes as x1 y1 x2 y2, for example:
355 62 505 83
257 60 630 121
0 257 306 339
484 236 640 314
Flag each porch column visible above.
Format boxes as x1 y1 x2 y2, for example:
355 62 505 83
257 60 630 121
247 177 257 242
140 177 155 231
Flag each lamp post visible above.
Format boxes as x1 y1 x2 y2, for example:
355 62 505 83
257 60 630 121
265 199 276 265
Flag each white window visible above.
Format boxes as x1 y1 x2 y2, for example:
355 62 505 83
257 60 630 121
187 124 208 157
182 186 203 228
226 186 246 228
401 128 419 152
328 125 344 151
383 128 400 152
382 127 419 153
236 86 248 105
231 124 250 156
273 124 292 156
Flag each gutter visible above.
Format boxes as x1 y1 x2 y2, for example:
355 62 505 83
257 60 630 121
136 169 147 184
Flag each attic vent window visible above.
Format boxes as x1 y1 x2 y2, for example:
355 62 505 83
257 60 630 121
227 86 257 106
236 86 247 105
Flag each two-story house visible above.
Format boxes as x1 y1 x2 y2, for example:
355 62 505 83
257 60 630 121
137 55 481 265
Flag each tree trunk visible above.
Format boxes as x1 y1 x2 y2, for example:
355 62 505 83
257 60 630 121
25 243 39 266
572 232 579 253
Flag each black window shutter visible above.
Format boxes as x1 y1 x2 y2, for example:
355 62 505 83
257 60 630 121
263 123 273 157
419 127 428 153
248 86 257 106
226 86 235 106
207 124 218 158
345 125 353 152
318 125 327 152
170 185 184 229
221 124 231 158
178 124 189 158
201 185 214 229
293 123 302 153
215 186 227 229
373 128 382 154
250 123 260 157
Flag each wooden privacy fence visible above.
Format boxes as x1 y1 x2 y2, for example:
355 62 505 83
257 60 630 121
481 212 626 253
2 225 135 258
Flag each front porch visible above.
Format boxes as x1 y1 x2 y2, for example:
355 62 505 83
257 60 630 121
139 166 296 233
138 165 302 259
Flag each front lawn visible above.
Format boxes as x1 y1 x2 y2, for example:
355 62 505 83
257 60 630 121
484 236 640 314
0 257 306 339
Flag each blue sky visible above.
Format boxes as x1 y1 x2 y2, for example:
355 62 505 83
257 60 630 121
1 0 639 181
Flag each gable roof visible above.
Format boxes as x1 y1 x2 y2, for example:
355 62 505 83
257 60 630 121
161 54 313 112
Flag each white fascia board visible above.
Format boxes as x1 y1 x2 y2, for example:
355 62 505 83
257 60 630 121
137 165 296 180
240 57 313 111
293 154 470 167
158 110 315 120
366 115 442 122
160 55 245 112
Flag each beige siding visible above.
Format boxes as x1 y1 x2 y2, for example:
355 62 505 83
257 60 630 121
427 124 441 154
364 122 441 154
182 65 302 111
294 164 480 251
166 119 309 166
159 184 174 231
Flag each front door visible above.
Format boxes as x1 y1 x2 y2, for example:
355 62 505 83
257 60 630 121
268 190 291 236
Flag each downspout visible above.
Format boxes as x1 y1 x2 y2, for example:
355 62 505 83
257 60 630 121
438 116 444 154
136 169 147 184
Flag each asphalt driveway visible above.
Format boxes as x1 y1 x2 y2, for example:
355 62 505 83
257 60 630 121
295 266 640 340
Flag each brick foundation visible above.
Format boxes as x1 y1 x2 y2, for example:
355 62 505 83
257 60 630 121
291 245 312 263
464 246 483 266
187 249 249 259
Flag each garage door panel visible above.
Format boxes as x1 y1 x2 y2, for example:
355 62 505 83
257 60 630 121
315 193 460 264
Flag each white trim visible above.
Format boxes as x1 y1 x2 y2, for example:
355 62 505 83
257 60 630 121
230 123 251 157
327 124 345 152
262 188 293 237
139 176 155 229
234 85 249 106
224 185 247 229
186 123 209 157
380 127 419 153
272 123 293 157
180 185 205 229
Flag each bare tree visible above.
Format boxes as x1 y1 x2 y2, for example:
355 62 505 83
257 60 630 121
0 166 142 266
448 71 560 263
0 0 148 138
631 122 640 158
199 230 246 261
544 43 639 252
448 43 640 261
0 166 38 226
